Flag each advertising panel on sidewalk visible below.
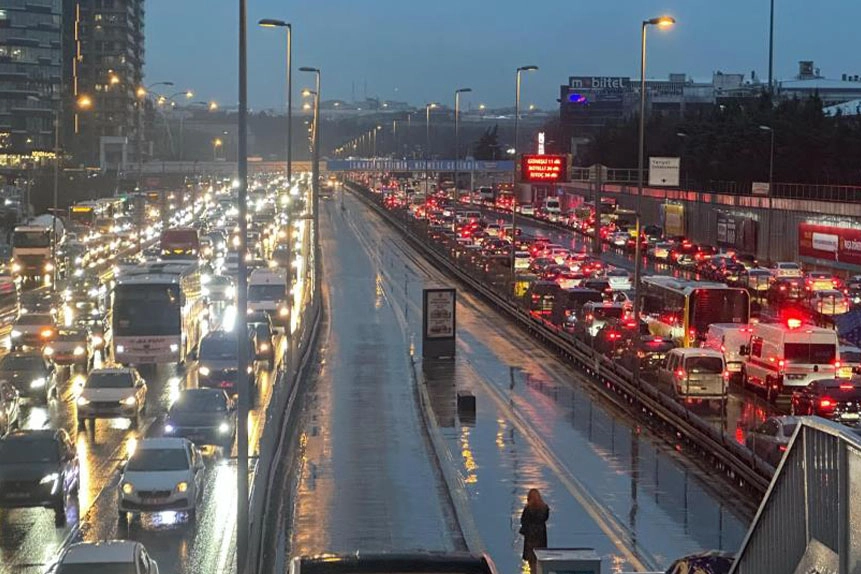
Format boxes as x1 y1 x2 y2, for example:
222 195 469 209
798 223 861 267
423 288 456 358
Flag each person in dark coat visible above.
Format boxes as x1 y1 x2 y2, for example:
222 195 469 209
520 488 550 573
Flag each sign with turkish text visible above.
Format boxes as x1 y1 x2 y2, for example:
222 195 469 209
520 154 567 183
752 182 770 196
799 223 861 266
423 288 456 358
648 157 680 187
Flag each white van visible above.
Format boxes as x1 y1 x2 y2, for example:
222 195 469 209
703 323 754 376
742 321 840 400
542 198 562 220
248 268 290 328
658 348 728 402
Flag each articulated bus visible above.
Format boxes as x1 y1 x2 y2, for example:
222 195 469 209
640 276 750 347
111 261 206 365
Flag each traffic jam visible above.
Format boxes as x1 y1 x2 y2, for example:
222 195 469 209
359 174 861 468
0 176 307 572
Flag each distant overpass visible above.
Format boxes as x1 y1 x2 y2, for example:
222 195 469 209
121 160 316 178
326 159 514 173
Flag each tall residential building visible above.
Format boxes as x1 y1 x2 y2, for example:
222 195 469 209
70 0 144 169
0 0 63 175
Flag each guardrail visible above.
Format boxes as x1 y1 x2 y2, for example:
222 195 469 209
346 181 774 500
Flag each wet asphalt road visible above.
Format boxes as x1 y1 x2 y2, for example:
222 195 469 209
0 302 285 574
281 196 461 557
297 192 753 572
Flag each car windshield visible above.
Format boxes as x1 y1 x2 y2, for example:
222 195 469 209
56 331 86 342
57 563 138 574
16 315 53 325
0 355 44 371
201 337 237 360
127 448 189 472
0 437 59 463
685 356 724 374
87 372 133 388
249 284 286 301
785 343 837 364
172 392 228 413
593 307 623 320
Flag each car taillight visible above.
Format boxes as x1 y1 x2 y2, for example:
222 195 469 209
722 370 730 380
779 445 788 452
819 397 835 410
675 369 686 379
834 361 842 369
778 359 786 369
840 383 855 390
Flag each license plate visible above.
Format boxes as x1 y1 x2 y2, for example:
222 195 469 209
144 496 169 505
839 367 854 379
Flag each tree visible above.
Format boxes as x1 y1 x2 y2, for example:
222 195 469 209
472 125 505 160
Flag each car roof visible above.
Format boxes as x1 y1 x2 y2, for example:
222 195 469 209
203 330 236 341
671 348 724 357
61 540 139 563
89 367 134 375
138 437 190 450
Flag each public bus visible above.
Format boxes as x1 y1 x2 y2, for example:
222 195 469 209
69 202 98 227
639 276 750 347
160 227 200 260
111 261 206 365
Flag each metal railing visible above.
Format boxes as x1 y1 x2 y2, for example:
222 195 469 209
729 417 861 574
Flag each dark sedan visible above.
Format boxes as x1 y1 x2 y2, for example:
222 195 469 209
0 352 56 403
0 429 80 525
164 389 237 449
791 378 861 425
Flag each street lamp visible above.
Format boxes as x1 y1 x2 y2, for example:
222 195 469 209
258 19 293 184
454 87 472 203
135 81 173 178
299 66 321 297
425 103 439 195
759 125 775 262
212 137 223 161
632 15 675 388
510 65 538 293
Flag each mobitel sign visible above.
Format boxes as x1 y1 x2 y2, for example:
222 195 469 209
799 223 861 266
568 76 631 90
521 154 567 183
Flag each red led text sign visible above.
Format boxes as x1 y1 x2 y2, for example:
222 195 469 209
520 154 567 183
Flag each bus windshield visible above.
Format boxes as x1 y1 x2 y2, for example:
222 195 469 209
249 284 286 301
690 289 749 339
12 231 51 248
113 285 181 336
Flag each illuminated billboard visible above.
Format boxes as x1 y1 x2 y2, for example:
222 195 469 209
520 154 567 183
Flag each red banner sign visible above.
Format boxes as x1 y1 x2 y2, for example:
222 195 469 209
520 154 567 183
799 223 861 266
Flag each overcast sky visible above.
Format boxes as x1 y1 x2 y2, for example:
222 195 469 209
146 0 859 111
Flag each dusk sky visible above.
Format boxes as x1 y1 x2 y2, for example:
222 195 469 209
147 0 859 111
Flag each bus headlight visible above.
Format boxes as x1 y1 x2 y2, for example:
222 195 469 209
73 346 85 356
218 422 230 434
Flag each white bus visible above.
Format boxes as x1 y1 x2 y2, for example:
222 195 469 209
248 268 290 328
111 261 206 365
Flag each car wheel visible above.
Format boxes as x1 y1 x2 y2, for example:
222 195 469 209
53 496 67 527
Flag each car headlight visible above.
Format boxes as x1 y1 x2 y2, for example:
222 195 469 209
198 366 210 376
10 330 20 338
92 335 103 346
218 422 230 434
73 346 85 356
40 472 59 485
170 343 179 353
41 329 54 338
116 345 125 353
44 262 54 272
259 343 269 351
122 482 134 495
43 346 54 356
164 423 175 434
77 396 90 406
30 377 46 389
279 307 289 317
176 481 189 493
122 396 137 406
247 366 253 374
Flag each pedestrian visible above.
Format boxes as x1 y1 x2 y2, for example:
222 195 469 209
520 488 550 573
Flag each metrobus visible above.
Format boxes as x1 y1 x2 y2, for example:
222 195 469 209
111 261 206 365
69 202 99 227
639 276 750 347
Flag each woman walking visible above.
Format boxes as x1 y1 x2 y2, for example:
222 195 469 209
520 488 550 573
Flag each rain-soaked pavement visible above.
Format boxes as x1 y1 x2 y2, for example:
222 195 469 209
278 192 753 573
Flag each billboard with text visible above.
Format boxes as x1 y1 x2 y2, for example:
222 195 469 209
799 223 861 266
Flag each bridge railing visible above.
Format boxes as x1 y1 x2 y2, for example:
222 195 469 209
729 417 861 574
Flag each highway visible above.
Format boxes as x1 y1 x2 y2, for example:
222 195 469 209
270 191 751 573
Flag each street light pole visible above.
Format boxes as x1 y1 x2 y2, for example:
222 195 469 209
136 81 173 183
768 0 775 94
236 0 250 571
511 66 538 295
258 19 292 184
425 103 438 195
51 107 59 290
760 125 775 263
632 15 675 389
454 87 472 202
300 67 321 296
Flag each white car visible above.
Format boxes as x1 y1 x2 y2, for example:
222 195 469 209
772 261 803 278
520 204 536 216
606 269 632 291
118 437 205 523
77 368 147 430
56 540 160 574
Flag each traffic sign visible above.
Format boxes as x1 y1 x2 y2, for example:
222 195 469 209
648 157 680 187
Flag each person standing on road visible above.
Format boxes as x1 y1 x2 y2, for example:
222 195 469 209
520 488 550 573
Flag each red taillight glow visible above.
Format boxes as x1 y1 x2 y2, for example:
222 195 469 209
840 383 855 390
820 398 834 409
675 369 686 379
